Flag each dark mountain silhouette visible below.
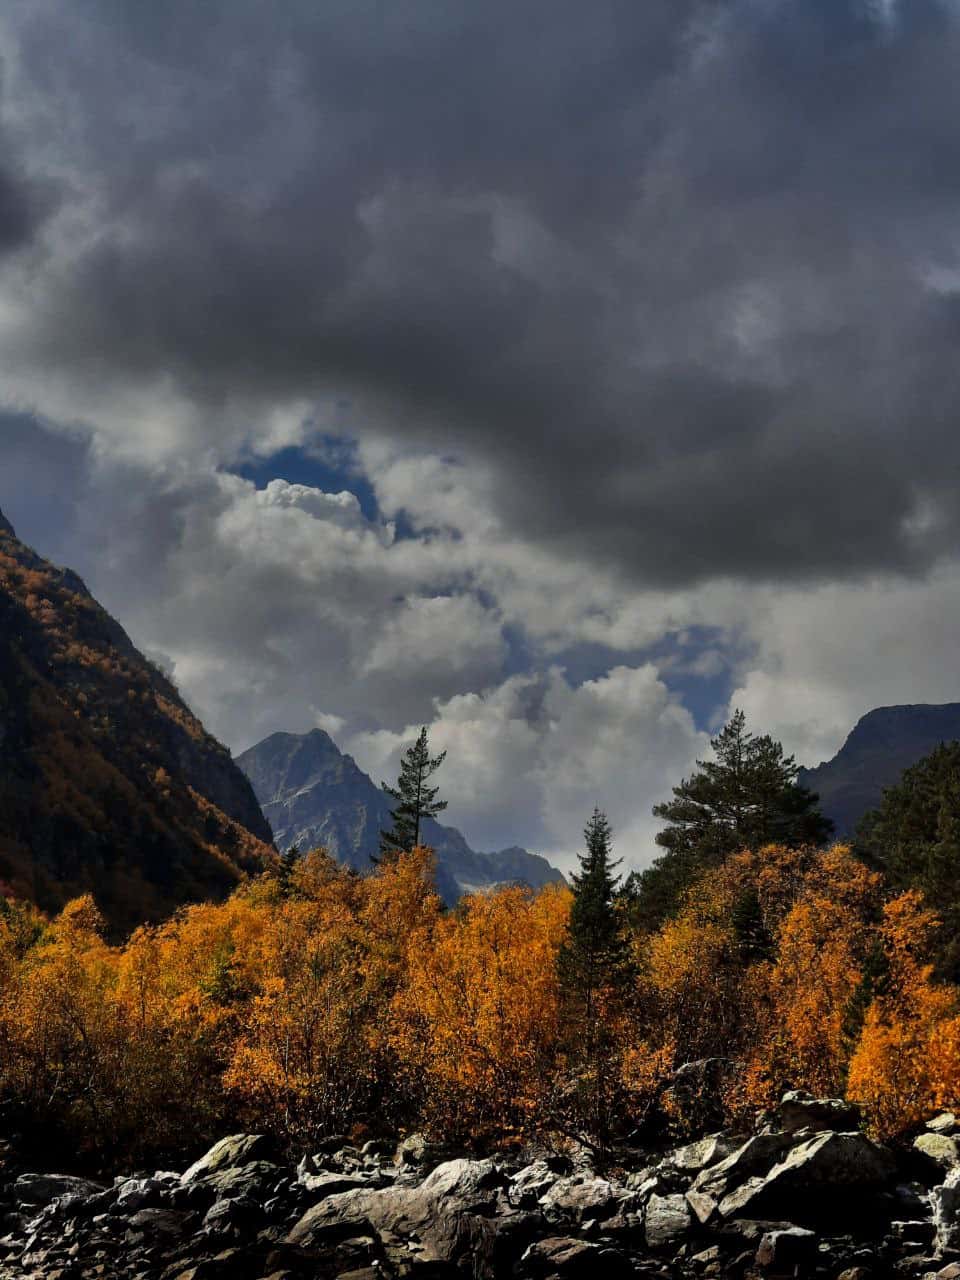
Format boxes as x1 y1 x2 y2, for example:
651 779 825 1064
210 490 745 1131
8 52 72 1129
237 728 564 904
799 702 960 836
0 508 275 932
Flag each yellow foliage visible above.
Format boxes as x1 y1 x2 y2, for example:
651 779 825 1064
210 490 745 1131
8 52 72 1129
397 883 571 1140
2 840 960 1161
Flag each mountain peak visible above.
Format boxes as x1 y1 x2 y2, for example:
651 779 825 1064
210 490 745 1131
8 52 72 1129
238 726 565 903
0 507 15 538
800 700 960 835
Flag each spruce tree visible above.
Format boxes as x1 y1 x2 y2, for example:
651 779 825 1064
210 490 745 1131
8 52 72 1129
557 809 631 1144
629 710 832 931
379 727 448 858
856 741 960 979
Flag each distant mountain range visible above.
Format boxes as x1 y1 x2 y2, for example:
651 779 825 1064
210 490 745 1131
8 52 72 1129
237 728 565 904
0 507 275 932
799 702 960 836
4 489 958 927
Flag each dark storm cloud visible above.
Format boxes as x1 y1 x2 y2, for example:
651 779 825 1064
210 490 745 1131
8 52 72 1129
4 0 960 585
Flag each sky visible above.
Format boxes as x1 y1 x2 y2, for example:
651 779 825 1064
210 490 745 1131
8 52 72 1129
2 0 960 871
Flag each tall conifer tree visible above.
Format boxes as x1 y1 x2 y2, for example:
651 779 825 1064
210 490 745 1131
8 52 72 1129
557 809 631 1144
379 727 448 858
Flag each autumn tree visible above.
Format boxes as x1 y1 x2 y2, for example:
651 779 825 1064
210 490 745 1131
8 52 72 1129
847 890 960 1137
556 809 632 1145
398 884 570 1141
630 710 832 930
379 727 448 858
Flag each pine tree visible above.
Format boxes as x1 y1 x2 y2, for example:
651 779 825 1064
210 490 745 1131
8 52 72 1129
557 809 632 1145
277 843 300 894
856 741 960 979
379 727 448 859
629 710 832 931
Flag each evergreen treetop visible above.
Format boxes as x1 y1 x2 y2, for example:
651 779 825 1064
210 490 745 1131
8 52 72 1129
379 726 448 858
558 808 630 998
627 710 832 931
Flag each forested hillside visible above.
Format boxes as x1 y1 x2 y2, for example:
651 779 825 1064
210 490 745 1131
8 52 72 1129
799 703 960 835
0 509 275 932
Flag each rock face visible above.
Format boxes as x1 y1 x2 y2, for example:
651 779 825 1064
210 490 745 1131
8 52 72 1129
798 702 960 835
0 509 275 933
237 728 564 904
0 1093 949 1280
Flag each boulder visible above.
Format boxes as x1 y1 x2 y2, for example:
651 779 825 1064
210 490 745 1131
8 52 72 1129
509 1159 564 1206
115 1175 175 1213
125 1207 189 1236
521 1235 599 1276
932 1166 960 1255
717 1131 896 1221
13 1174 106 1206
181 1135 274 1184
195 1161 285 1201
669 1133 738 1173
692 1132 797 1203
778 1089 861 1135
928 1113 959 1135
644 1192 691 1249
541 1175 619 1224
286 1161 506 1273
915 1132 960 1170
755 1225 817 1270
418 1156 506 1204
392 1132 452 1170
686 1188 718 1226
295 1170 374 1198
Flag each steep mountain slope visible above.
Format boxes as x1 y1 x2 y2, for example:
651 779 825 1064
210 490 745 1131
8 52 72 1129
0 508 275 931
798 702 960 835
237 728 565 903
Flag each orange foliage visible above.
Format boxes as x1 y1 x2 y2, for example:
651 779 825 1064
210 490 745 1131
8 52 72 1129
397 883 571 1140
3 840 960 1162
847 891 960 1136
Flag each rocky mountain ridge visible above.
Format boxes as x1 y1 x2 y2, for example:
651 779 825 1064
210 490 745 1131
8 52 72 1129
237 728 564 904
0 507 275 932
2 1092 958 1278
799 703 960 836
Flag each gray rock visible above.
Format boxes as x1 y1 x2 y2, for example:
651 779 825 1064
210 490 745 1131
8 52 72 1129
669 1134 738 1173
541 1175 619 1224
692 1132 797 1203
933 1166 960 1254
916 1132 960 1170
509 1159 563 1206
286 1161 505 1271
203 1197 254 1233
521 1235 599 1276
644 1192 691 1248
196 1161 284 1201
755 1225 817 1270
686 1188 718 1225
115 1176 172 1213
296 1170 375 1197
778 1089 861 1135
928 1113 959 1135
181 1134 274 1184
125 1207 189 1236
718 1131 896 1220
13 1174 106 1206
418 1157 506 1204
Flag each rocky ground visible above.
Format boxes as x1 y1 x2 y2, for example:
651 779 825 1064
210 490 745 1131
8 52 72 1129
3 1093 960 1278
